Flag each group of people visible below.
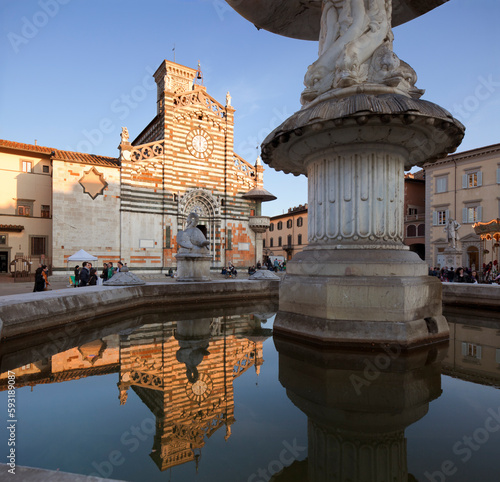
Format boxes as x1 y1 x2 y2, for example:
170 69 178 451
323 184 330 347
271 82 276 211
429 266 479 284
33 265 50 292
221 262 238 278
264 258 286 272
74 261 126 287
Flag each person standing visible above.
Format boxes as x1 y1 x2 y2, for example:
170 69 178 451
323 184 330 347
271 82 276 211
100 262 109 282
42 265 51 290
79 262 90 287
89 267 98 286
107 262 115 280
33 266 45 292
74 265 80 287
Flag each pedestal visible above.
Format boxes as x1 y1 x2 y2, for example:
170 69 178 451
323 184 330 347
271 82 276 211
262 93 464 347
175 254 212 282
442 248 463 269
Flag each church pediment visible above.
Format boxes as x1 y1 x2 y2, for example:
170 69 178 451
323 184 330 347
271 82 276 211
460 233 480 242
173 89 227 121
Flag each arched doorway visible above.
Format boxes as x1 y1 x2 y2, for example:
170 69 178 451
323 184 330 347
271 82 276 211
467 246 479 270
179 188 221 265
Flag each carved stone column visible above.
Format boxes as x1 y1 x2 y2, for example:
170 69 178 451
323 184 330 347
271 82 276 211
227 0 464 347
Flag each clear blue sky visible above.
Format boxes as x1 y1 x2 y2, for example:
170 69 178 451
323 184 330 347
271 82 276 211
1 0 499 216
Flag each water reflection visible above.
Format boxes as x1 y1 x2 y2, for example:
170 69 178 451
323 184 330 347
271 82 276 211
0 302 276 477
442 308 500 388
0 304 499 481
273 337 447 481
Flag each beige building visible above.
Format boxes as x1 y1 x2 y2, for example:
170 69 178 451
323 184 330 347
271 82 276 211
0 142 54 272
0 59 275 273
424 143 500 270
263 204 308 262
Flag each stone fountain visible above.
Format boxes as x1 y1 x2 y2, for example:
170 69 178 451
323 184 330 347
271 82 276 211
175 211 212 281
226 0 465 347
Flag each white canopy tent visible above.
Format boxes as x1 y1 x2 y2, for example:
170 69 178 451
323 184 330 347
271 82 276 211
67 249 98 263
65 249 99 283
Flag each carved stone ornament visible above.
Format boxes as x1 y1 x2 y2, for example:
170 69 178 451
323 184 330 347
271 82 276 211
225 0 449 106
179 188 221 217
78 167 108 200
301 0 425 105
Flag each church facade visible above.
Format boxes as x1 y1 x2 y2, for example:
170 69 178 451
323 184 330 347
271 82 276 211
0 60 274 272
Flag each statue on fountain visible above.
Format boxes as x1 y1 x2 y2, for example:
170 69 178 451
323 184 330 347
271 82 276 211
175 211 212 281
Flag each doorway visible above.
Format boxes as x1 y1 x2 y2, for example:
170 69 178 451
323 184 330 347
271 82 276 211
0 252 8 273
467 246 479 270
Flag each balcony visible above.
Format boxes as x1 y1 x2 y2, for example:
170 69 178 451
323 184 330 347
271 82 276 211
405 214 425 222
249 216 271 233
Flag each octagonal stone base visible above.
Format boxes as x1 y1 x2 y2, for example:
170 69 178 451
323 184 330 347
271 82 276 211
175 254 212 282
275 247 448 348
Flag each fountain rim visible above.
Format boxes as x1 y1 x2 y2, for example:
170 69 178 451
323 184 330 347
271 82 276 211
225 0 450 41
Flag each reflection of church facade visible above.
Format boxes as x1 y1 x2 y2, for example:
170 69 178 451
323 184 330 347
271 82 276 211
0 60 274 272
0 314 267 472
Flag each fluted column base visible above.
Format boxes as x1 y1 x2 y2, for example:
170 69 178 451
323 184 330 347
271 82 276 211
308 421 408 482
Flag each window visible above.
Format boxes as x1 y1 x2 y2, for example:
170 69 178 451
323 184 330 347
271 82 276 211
164 226 171 249
269 223 274 232
433 209 448 226
406 225 417 237
30 236 47 256
227 229 232 250
297 217 303 227
278 236 282 247
298 234 302 245
21 160 32 173
462 205 482 224
263 239 266 248
287 235 292 246
417 224 425 237
42 165 50 173
17 205 31 217
462 342 482 360
277 221 283 230
435 176 448 193
270 238 274 248
287 219 292 228
497 167 500 184
41 205 51 218
408 208 418 215
462 171 482 189
0 235 6 245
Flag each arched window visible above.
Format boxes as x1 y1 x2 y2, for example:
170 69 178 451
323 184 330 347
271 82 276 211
298 234 302 245
287 235 292 246
417 224 425 237
287 219 293 228
278 236 282 247
406 225 416 237
270 238 274 247
269 223 274 232
277 221 283 230
297 217 303 227
263 239 266 248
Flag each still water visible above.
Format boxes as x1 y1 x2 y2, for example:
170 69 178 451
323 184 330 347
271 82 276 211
0 302 499 482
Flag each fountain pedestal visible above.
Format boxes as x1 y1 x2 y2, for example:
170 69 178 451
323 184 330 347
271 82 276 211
263 93 463 347
227 0 464 347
